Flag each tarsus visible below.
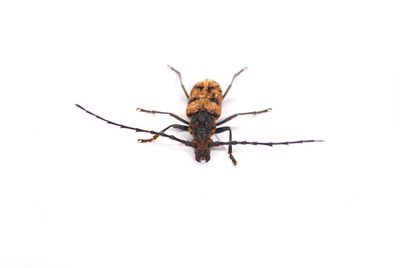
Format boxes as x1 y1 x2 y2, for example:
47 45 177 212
75 104 194 147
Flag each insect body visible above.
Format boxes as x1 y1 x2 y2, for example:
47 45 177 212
186 79 222 163
186 79 223 117
76 66 322 165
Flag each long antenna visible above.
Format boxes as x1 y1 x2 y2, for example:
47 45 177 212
75 104 194 147
211 139 323 147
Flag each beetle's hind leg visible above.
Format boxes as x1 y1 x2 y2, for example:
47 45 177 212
138 124 188 143
215 126 237 166
167 65 189 99
222 67 247 99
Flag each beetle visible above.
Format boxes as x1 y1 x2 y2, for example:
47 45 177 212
76 65 322 165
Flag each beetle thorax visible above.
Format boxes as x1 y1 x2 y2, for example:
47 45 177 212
189 109 216 138
189 109 216 162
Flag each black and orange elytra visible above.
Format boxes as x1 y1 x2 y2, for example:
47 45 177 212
76 65 323 165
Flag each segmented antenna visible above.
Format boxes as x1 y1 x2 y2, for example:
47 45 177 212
211 139 323 147
75 104 194 147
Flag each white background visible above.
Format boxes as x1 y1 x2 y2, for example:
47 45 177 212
1 0 399 267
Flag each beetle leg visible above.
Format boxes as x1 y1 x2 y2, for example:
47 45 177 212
76 104 194 147
138 124 189 143
136 108 189 124
167 65 189 99
216 108 272 126
222 67 247 99
215 126 237 166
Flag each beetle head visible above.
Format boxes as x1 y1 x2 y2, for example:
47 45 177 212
192 138 212 163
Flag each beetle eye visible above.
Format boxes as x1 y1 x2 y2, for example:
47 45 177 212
192 140 199 144
206 139 213 144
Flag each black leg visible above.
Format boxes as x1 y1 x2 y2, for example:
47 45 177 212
138 124 189 143
215 126 237 166
136 108 189 124
167 65 189 99
217 108 272 126
75 104 194 147
222 67 247 100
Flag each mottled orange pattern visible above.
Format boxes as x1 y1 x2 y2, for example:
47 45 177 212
186 79 223 118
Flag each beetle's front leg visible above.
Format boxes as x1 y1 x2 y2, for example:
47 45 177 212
138 124 188 143
215 126 237 166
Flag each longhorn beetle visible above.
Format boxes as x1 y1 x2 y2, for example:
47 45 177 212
76 66 323 165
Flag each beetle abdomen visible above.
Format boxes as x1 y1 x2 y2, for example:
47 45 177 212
186 79 223 118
